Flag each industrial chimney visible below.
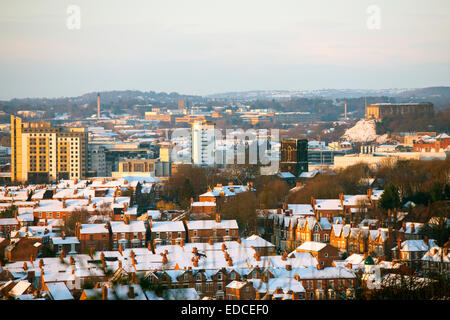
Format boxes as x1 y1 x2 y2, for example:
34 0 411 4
97 93 100 119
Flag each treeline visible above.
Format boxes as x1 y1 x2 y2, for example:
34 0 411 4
288 164 374 203
376 107 450 134
251 96 393 121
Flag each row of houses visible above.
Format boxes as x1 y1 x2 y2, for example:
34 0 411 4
76 214 239 253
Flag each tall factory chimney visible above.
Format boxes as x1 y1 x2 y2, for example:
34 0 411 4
97 93 100 119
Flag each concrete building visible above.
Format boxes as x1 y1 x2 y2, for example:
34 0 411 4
87 144 107 177
11 116 88 183
191 121 216 166
365 102 434 121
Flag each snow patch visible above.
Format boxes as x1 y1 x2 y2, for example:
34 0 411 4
341 119 388 143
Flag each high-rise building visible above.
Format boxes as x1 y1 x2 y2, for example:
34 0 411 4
11 115 88 182
191 121 216 166
87 144 107 177
280 138 308 177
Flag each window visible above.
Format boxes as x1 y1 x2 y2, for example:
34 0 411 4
217 273 222 281
317 280 322 289
196 273 202 281
217 282 223 291
230 273 235 280
178 232 182 239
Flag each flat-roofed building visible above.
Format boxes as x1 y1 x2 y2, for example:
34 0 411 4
365 103 433 121
11 116 88 183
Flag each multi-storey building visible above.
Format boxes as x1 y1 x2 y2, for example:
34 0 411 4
110 219 147 250
280 138 308 177
11 116 88 182
150 220 186 246
76 222 112 252
185 215 239 243
365 102 434 121
191 121 216 166
87 144 107 177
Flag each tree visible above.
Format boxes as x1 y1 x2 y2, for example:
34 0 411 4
179 178 195 209
64 207 89 236
1 205 17 218
379 183 400 211
221 192 258 236
98 202 112 216
257 178 289 209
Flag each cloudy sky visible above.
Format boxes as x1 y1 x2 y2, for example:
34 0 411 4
0 0 449 99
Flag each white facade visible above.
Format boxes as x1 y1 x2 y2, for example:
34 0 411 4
191 121 216 166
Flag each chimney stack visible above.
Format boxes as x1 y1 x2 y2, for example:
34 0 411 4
97 93 101 119
128 286 135 299
148 216 152 228
102 286 108 300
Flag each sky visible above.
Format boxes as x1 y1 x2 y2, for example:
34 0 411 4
0 0 449 99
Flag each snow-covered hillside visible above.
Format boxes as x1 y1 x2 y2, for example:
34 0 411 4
341 119 389 143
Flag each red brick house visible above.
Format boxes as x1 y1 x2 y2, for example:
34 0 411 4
185 214 239 243
76 222 112 252
4 238 43 262
110 219 147 250
150 220 186 246
295 241 340 267
225 280 256 300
